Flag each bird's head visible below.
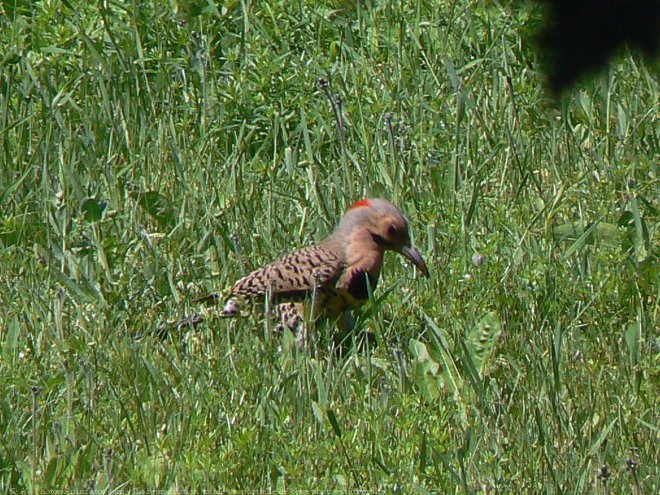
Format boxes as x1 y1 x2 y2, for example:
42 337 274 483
339 198 430 277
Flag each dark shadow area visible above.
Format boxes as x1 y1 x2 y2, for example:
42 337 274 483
534 0 659 93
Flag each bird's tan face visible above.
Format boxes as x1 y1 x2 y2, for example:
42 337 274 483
370 214 410 248
371 214 430 277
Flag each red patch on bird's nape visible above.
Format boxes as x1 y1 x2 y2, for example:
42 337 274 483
350 198 372 209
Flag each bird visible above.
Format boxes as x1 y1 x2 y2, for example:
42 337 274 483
220 198 429 346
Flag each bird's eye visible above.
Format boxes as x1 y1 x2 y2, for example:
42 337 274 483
387 224 398 237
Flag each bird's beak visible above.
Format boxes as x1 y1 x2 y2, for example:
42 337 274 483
400 245 430 277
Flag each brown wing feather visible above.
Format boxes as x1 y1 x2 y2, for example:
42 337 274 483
230 244 345 299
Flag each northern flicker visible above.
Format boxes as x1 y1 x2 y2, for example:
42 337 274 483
222 198 429 345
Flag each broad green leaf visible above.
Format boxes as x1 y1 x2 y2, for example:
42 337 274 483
130 190 176 229
466 311 503 378
553 221 621 252
326 408 342 438
80 197 107 222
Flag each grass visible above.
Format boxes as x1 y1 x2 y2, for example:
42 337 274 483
0 0 658 492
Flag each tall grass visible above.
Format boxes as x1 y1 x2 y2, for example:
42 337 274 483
0 0 657 492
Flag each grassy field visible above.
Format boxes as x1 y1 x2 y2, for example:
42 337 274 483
0 0 657 493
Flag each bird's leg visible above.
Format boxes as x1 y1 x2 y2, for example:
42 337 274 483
338 310 355 334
